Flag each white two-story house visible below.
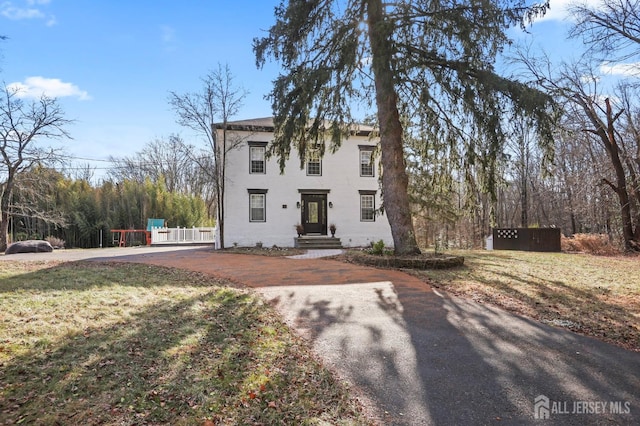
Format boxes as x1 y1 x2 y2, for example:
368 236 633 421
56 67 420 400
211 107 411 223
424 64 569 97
216 117 393 249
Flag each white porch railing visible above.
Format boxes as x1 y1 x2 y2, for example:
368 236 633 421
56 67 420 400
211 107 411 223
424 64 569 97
150 227 216 245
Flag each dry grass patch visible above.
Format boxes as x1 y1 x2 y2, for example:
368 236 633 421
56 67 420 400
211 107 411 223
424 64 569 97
0 261 371 425
409 250 640 351
561 233 622 255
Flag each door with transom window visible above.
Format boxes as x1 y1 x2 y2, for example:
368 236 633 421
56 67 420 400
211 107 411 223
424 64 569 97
301 193 327 235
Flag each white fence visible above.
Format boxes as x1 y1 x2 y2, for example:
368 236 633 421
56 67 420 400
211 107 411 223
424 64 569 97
150 227 216 245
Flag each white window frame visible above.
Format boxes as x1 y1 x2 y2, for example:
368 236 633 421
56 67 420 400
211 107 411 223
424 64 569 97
360 192 375 222
248 191 266 222
249 145 266 174
306 149 322 176
359 148 374 177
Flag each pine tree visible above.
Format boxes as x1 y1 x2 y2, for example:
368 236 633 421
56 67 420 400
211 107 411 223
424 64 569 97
254 0 557 255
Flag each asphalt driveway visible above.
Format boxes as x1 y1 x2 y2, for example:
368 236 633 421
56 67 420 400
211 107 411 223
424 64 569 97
5 246 639 425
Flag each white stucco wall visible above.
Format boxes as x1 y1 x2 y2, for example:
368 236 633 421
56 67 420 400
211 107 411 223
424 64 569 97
219 125 393 249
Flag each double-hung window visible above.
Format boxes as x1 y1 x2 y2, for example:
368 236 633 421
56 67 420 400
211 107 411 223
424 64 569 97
248 189 267 222
359 190 376 222
306 149 321 176
359 146 374 177
249 142 267 174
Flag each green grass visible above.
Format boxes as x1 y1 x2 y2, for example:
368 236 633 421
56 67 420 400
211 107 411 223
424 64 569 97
0 262 371 425
410 250 640 351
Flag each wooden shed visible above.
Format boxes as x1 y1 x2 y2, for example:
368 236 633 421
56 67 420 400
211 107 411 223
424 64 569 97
492 228 561 252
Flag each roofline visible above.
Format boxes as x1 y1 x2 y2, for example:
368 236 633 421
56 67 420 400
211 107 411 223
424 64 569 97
215 117 377 137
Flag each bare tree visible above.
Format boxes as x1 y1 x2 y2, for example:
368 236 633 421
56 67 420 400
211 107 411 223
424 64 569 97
569 0 640 62
519 55 640 249
168 63 247 249
504 117 539 228
0 84 72 251
617 84 640 242
109 135 217 215
111 135 193 190
70 162 96 183
581 93 638 250
10 165 67 239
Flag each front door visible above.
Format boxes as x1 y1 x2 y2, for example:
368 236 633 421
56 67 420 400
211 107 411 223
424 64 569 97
301 194 327 235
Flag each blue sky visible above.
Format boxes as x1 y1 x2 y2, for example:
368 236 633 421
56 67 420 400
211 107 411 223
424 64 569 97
0 0 621 178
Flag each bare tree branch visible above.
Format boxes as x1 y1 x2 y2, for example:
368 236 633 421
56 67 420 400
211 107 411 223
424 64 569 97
168 63 248 248
0 84 73 250
569 0 640 62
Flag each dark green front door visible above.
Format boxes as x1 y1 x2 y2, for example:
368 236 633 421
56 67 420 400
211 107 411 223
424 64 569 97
301 194 327 235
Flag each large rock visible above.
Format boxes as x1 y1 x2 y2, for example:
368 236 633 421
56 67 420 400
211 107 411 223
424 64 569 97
5 240 54 255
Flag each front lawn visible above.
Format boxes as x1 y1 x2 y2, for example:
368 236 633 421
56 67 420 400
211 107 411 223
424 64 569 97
410 250 640 351
0 262 371 425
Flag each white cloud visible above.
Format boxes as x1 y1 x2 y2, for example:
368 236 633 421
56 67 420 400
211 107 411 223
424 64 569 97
1 0 56 25
8 76 91 100
599 62 640 77
1 4 44 20
161 25 175 43
160 25 177 51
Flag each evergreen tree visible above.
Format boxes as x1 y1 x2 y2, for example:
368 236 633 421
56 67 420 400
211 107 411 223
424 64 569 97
254 0 557 255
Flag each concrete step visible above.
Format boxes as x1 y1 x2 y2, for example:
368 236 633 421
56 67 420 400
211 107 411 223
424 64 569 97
294 236 343 249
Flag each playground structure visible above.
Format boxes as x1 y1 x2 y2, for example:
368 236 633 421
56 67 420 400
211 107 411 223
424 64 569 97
111 229 151 247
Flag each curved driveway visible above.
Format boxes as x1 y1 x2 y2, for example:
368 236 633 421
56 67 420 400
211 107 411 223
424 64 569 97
6 246 639 425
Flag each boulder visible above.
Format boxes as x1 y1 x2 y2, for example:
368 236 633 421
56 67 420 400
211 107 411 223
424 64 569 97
5 240 54 255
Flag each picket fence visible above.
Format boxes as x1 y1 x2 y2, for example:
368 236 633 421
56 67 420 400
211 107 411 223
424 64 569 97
150 227 216 245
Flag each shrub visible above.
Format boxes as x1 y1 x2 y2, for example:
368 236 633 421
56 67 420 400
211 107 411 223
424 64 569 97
561 233 621 256
14 232 28 242
370 239 385 256
45 236 66 249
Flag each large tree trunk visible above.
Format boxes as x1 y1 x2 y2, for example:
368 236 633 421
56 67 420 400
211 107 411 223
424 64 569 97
520 176 528 228
604 99 637 251
0 174 15 252
366 0 421 255
0 188 11 252
211 124 225 249
0 211 9 252
519 138 529 228
591 98 638 251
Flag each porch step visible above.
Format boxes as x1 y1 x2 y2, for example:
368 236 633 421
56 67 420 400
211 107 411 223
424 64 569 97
294 236 343 249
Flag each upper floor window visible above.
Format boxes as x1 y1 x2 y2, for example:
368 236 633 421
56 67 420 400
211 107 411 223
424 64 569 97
249 142 267 174
359 146 374 177
306 149 322 176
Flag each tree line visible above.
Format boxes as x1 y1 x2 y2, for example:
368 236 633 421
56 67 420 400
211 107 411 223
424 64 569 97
407 1 640 251
0 64 239 250
9 163 212 248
